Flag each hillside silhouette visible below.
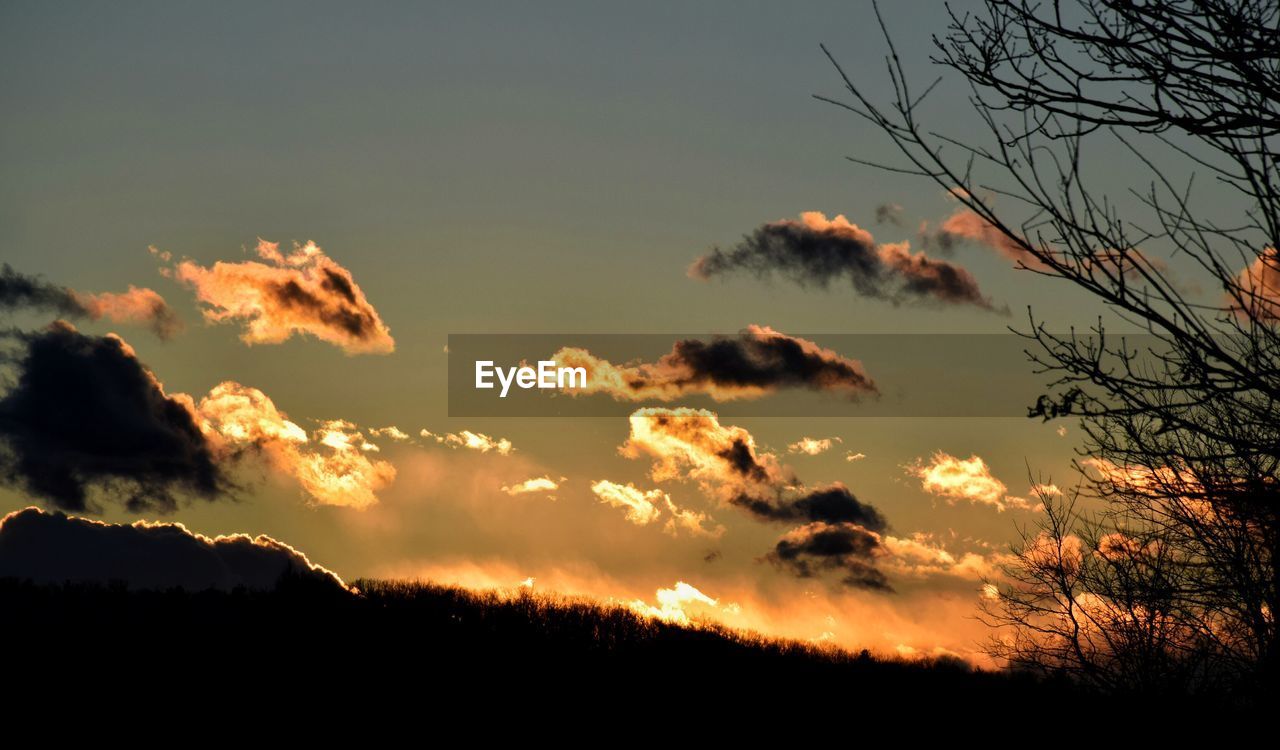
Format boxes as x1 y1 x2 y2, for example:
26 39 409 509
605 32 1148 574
0 574 1112 713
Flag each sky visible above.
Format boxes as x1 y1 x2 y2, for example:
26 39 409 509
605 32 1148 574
0 0 1227 662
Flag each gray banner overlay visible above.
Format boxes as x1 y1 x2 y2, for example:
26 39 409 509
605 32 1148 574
447 333 1126 418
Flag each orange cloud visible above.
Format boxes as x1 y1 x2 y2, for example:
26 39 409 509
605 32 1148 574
620 409 889 531
501 476 561 498
421 428 514 455
789 436 841 455
936 208 1186 291
1234 247 1280 319
171 239 394 354
197 381 396 509
74 286 183 339
589 479 664 525
1080 457 1199 498
910 452 1036 512
626 581 727 623
937 208 1044 268
589 479 724 538
661 497 725 539
1022 531 1085 575
619 407 792 503
881 532 1012 582
369 426 411 442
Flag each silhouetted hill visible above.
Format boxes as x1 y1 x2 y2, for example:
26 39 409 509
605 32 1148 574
1 575 1100 716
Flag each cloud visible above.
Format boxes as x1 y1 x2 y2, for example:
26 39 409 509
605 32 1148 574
620 408 884 527
0 265 84 317
1080 457 1198 501
765 522 890 591
75 287 183 340
620 407 792 502
170 239 394 354
0 322 228 513
0 322 393 512
621 407 890 587
0 506 346 591
421 429 514 455
931 209 1042 268
930 208 1182 289
626 581 726 624
1022 531 1084 575
661 498 725 539
501 475 560 498
788 436 841 455
880 532 1012 582
743 483 887 529
1234 247 1280 319
550 326 877 402
689 211 1003 312
909 452 1035 512
1 264 181 339
589 479 664 525
875 203 904 227
589 479 725 538
294 420 397 508
197 382 396 509
845 451 867 461
369 426 411 441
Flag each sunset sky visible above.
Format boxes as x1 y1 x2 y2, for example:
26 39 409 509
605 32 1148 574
0 1 1231 662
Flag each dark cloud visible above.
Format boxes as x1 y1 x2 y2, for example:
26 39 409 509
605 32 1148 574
875 203 904 227
658 329 876 396
690 213 884 294
716 436 779 484
0 264 181 339
1 264 91 317
766 522 890 591
553 326 876 401
0 506 346 591
0 322 228 513
689 211 1004 313
728 476 893 592
730 483 887 531
791 485 887 529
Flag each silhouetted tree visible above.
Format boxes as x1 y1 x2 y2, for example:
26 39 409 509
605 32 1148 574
825 0 1279 697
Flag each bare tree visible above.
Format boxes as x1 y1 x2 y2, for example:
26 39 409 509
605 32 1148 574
823 0 1279 696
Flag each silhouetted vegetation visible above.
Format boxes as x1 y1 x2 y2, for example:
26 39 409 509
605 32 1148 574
0 575 1108 713
830 0 1280 700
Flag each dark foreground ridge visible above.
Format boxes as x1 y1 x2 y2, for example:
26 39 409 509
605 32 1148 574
0 574 1119 715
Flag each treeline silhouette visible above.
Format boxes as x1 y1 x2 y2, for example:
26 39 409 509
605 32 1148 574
0 574 1116 716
